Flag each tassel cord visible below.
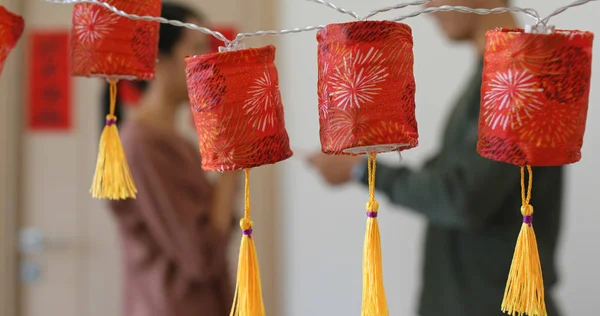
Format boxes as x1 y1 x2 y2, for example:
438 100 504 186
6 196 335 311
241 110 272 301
108 78 117 120
230 168 266 316
362 152 388 316
90 78 137 200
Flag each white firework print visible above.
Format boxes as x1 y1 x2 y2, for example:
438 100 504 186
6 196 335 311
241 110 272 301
318 62 330 119
243 71 279 132
328 47 389 110
483 69 544 131
74 5 118 44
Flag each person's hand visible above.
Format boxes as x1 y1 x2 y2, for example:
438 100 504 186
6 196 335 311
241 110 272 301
307 151 364 185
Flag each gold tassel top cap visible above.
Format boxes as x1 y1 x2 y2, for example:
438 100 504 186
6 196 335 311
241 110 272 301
520 204 533 216
366 200 379 213
240 218 253 231
520 165 534 225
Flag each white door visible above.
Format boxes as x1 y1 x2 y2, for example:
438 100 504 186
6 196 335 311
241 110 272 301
14 1 122 316
0 0 282 315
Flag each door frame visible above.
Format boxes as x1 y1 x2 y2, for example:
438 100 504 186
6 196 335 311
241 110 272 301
0 0 25 315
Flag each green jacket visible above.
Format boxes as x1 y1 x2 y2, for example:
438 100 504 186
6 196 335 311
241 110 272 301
358 60 563 316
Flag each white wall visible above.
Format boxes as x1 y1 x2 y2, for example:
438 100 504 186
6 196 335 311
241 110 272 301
278 1 600 315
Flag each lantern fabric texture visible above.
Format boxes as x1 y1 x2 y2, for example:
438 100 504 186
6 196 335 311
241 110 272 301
70 0 161 200
317 20 418 156
317 20 419 316
479 28 594 166
70 0 161 79
478 28 594 316
185 45 293 172
0 6 24 76
185 45 292 316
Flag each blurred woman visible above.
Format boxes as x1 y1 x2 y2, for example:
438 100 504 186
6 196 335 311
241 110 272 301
107 3 237 316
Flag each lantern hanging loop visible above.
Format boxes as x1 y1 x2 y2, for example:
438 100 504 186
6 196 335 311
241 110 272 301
219 40 247 52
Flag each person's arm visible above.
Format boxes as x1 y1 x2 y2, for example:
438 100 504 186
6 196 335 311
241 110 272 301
125 137 234 282
356 122 519 230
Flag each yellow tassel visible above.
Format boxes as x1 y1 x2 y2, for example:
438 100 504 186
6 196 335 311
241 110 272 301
89 78 137 200
230 168 266 316
501 165 546 316
361 152 389 316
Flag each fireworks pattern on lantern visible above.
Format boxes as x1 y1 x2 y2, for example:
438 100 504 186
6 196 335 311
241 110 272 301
317 21 418 155
70 0 161 79
478 28 594 167
185 45 293 172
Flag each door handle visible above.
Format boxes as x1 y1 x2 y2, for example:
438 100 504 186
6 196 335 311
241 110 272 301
19 227 76 254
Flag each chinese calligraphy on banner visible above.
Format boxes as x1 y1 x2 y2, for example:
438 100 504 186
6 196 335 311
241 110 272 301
27 31 71 131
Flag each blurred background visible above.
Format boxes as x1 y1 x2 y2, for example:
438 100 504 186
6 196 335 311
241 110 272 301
0 0 598 316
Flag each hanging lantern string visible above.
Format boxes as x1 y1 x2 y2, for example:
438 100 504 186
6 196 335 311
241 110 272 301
521 165 533 209
542 0 598 24
43 0 597 46
391 5 542 24
229 168 266 316
307 0 362 20
364 0 448 20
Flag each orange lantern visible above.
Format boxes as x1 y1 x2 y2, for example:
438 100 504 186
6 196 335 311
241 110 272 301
0 6 25 76
478 27 594 316
317 20 419 316
70 0 161 200
185 44 292 316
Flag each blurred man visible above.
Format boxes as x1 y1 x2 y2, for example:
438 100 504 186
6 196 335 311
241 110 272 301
307 0 564 315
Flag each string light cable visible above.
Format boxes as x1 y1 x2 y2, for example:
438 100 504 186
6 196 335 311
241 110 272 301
44 0 598 49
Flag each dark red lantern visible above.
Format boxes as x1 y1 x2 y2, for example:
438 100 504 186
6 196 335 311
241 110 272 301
478 28 593 166
317 20 420 316
186 44 292 316
70 0 161 79
317 20 418 156
70 0 162 200
0 6 24 76
185 45 293 172
478 27 594 316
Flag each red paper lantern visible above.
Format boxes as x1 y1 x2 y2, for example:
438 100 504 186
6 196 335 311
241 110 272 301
0 6 24 76
317 20 418 155
478 27 594 316
478 28 594 166
70 0 161 79
185 45 293 172
71 1 161 200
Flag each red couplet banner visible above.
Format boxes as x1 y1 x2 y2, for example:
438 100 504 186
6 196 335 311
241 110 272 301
27 31 71 131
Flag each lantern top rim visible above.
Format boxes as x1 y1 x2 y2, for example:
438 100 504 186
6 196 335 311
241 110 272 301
487 27 594 40
185 44 276 65
0 6 24 27
317 20 412 36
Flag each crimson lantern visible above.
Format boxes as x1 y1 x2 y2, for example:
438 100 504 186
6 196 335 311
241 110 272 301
70 0 162 200
478 27 594 316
